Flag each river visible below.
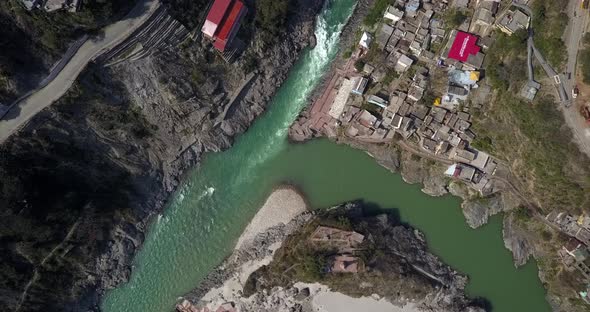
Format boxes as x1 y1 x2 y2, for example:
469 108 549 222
102 1 551 311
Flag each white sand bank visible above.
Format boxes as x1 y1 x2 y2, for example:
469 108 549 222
235 187 308 250
313 291 419 312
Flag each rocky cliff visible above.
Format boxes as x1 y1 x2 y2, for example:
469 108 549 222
0 0 323 311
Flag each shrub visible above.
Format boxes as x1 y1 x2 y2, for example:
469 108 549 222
354 59 366 72
363 0 394 27
255 0 290 36
514 206 531 221
443 9 467 29
541 230 553 241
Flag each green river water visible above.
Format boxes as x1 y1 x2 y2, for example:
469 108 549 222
102 1 551 311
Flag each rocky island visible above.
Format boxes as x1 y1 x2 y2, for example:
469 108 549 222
178 188 487 312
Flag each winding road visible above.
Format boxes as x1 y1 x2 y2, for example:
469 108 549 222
0 0 160 144
562 0 590 157
513 0 590 157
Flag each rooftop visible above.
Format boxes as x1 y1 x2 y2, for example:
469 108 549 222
447 31 481 63
498 9 530 34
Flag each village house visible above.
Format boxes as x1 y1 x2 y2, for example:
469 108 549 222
519 80 541 101
453 0 470 9
395 54 414 72
445 163 476 183
444 30 486 69
497 8 530 35
328 78 355 119
359 32 373 50
470 0 499 35
330 254 363 273
368 95 388 109
351 77 369 95
310 226 365 251
384 5 405 23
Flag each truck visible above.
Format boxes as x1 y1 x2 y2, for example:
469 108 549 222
573 86 580 99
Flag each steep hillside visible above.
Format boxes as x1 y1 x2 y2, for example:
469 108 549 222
0 0 323 310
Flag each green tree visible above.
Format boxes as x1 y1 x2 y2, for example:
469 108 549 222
443 9 467 29
256 0 290 36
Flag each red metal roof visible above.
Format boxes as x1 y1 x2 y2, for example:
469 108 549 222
206 0 233 25
448 31 480 62
213 0 245 51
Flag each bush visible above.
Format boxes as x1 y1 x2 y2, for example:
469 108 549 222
514 206 531 221
255 0 290 36
364 0 394 27
531 0 567 66
354 59 366 72
580 34 590 83
541 230 553 241
242 52 258 73
443 9 467 29
472 136 493 152
382 69 399 85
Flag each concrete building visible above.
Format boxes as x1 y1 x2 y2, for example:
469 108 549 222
359 32 373 49
19 0 39 10
445 163 477 183
446 30 486 68
331 255 363 273
519 80 541 101
406 0 420 17
453 0 470 8
351 77 369 95
395 54 414 72
471 7 495 34
384 5 404 23
367 95 388 109
377 24 395 49
311 226 365 250
497 9 530 35
328 78 354 119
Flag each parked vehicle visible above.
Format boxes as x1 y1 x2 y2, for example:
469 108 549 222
573 86 580 99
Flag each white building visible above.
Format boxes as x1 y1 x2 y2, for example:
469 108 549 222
359 32 373 49
384 5 404 23
395 54 414 73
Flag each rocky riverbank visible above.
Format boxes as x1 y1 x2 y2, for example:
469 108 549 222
180 200 488 312
0 1 324 311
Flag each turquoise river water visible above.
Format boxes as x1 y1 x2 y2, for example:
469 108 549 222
102 1 551 311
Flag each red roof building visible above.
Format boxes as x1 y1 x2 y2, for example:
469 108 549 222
202 0 247 52
447 31 480 63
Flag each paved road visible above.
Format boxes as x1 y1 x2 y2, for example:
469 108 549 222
0 0 160 144
561 0 590 157
514 1 590 157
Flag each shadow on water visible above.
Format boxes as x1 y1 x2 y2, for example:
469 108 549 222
472 297 494 312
